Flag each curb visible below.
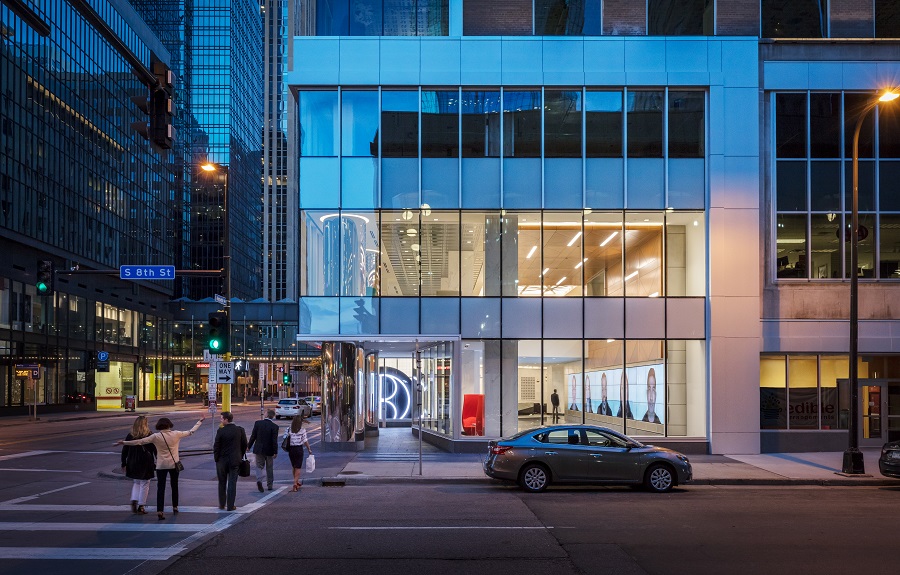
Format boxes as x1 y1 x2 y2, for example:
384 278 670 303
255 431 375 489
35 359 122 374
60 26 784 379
312 475 900 487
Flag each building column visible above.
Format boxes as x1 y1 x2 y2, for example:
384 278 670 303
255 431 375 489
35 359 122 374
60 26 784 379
321 342 364 451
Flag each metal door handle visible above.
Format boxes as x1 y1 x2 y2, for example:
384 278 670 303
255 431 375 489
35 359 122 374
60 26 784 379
591 453 603 457
545 451 557 455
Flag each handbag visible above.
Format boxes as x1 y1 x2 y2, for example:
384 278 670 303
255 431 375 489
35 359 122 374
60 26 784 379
305 453 316 473
238 454 251 477
280 433 291 452
161 432 185 472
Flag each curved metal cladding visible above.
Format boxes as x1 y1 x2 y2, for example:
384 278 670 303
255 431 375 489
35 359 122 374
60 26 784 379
355 346 366 439
365 352 379 435
322 342 363 450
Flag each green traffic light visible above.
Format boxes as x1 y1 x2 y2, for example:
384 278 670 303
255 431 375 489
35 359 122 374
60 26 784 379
210 339 222 351
36 282 49 294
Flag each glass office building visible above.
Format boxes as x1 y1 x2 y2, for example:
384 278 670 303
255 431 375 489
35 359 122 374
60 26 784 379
0 0 178 413
288 1 900 454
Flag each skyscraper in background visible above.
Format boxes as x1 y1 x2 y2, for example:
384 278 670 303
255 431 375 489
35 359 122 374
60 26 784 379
132 0 264 301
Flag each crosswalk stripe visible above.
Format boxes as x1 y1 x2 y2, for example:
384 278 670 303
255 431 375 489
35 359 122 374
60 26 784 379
0 504 239 513
0 522 211 532
0 547 187 560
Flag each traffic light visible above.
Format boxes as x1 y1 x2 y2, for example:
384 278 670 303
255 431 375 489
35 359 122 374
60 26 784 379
207 311 229 354
37 260 54 295
283 373 291 385
149 55 175 150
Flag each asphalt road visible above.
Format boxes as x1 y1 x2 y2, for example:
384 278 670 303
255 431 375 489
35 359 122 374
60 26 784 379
2 408 899 575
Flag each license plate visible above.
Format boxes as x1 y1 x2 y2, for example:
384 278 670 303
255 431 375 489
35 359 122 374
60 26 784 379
890 451 900 461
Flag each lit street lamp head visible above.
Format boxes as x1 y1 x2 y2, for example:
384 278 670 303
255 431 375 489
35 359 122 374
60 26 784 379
200 163 217 171
879 90 900 102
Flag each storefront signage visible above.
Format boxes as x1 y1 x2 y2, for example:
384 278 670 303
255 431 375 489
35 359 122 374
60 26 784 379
197 363 210 368
15 366 39 379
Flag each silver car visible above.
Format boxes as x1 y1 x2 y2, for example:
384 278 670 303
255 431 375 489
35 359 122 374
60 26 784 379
483 425 692 493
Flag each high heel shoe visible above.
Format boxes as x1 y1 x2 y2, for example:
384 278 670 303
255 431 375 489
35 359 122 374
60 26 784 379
172 506 178 513
157 512 165 520
290 484 299 492
136 505 147 515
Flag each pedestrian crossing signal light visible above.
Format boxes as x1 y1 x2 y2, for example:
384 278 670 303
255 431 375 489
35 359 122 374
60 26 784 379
207 311 229 354
37 260 54 295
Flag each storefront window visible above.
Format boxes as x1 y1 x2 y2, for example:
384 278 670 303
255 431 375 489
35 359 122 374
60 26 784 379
788 356 818 429
760 355 787 429
625 339 665 436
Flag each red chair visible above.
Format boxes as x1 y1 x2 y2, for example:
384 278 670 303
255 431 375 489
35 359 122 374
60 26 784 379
461 393 485 436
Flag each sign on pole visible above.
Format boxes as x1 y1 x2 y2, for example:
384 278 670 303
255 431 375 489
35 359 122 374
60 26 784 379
214 293 227 306
214 361 234 384
119 265 175 280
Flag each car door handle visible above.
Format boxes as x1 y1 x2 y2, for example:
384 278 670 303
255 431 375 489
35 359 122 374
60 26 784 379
545 451 558 456
590 453 603 458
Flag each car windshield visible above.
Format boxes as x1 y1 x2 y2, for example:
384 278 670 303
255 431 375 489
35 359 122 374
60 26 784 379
278 400 296 405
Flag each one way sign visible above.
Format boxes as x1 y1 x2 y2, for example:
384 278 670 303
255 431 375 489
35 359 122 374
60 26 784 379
214 361 234 384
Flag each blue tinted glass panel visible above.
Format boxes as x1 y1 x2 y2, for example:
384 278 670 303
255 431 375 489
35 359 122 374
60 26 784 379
586 158 624 208
545 90 582 158
422 158 460 208
503 91 542 158
422 90 459 158
881 162 900 211
349 0 383 35
460 298 500 338
544 159 583 209
300 297 339 334
627 158 664 209
667 159 705 209
384 0 417 35
503 159 542 208
417 0 450 35
462 159 501 208
381 298 420 333
341 297 379 334
810 161 840 212
762 0 824 38
627 91 663 158
462 91 501 158
382 91 419 158
586 91 623 158
421 298 460 334
776 161 807 212
317 0 350 35
300 158 341 209
342 91 379 156
382 158 419 208
342 158 379 209
845 160 875 212
668 91 704 158
300 91 339 156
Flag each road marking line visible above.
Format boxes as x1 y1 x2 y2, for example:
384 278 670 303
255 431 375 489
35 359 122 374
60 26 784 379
329 526 552 530
2 482 91 504
0 547 187 560
0 451 53 461
0 522 209 532
0 504 240 512
0 468 82 473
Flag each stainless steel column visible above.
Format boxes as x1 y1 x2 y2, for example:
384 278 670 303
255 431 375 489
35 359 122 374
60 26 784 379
321 342 364 451
364 352 379 436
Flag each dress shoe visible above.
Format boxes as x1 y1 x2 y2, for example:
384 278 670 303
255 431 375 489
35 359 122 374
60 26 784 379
227 506 237 511
157 512 165 520
257 481 263 492
267 485 273 491
219 506 225 510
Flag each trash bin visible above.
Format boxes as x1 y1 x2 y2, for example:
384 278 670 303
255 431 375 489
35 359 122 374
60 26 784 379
124 395 136 412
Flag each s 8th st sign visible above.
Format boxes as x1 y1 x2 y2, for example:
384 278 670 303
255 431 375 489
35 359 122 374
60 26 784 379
120 265 175 280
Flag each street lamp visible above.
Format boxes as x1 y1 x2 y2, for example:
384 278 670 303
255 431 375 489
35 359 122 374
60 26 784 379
842 89 898 475
200 162 231 411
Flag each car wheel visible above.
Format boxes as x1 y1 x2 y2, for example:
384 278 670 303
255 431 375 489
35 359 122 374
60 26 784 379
519 463 550 493
644 463 675 493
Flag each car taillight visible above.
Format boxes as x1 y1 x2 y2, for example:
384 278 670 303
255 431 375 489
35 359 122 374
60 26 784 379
490 445 513 455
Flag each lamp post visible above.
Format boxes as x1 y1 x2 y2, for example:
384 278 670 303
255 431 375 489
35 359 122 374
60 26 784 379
201 162 231 412
842 89 899 475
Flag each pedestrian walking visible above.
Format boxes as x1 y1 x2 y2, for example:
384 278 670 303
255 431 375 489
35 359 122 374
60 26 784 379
213 411 248 511
120 415 156 515
247 409 279 492
284 413 313 492
116 415 205 520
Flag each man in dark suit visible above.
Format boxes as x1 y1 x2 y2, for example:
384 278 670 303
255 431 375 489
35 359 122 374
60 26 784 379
248 409 279 492
213 411 248 511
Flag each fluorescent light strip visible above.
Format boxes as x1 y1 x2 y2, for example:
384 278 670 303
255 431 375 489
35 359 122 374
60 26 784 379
554 277 566 285
649 292 659 297
526 245 537 259
600 231 618 247
574 258 587 269
566 231 582 247
541 268 549 277
624 271 638 281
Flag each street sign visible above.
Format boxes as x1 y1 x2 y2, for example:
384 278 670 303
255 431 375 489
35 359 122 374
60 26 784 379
119 265 175 280
97 351 110 372
214 293 227 305
208 400 217 414
208 382 217 400
214 361 234 384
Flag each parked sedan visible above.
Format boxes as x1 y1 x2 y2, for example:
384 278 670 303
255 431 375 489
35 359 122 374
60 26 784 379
483 425 692 493
879 441 900 478
274 398 312 420
302 395 321 415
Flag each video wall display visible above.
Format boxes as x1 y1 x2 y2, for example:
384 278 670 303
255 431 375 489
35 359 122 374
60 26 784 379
568 363 665 424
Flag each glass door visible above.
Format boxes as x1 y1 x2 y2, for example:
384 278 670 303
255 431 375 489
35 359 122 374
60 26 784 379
859 379 900 447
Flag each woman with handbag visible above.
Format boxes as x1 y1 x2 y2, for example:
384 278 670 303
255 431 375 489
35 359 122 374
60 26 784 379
120 415 156 515
284 413 313 492
117 415 205 520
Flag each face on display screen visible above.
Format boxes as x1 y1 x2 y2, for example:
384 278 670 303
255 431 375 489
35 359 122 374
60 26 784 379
569 363 664 423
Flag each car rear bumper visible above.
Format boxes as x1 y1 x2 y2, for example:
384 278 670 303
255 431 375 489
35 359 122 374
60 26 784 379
879 458 900 478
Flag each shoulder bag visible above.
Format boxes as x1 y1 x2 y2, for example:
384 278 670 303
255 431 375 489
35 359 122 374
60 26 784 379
280 432 291 452
238 454 251 477
161 432 185 472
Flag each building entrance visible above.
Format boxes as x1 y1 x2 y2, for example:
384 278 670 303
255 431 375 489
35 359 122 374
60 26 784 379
857 379 900 448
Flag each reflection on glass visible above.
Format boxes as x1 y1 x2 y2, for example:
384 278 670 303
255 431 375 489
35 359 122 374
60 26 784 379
880 214 900 279
461 212 501 296
349 0 383 35
340 212 379 296
422 90 459 158
585 91 623 157
380 210 420 296
844 93 875 158
461 91 501 157
316 0 350 35
844 160 875 211
810 161 840 212
382 91 418 158
623 213 663 296
534 0 601 35
503 90 541 158
648 0 712 35
342 91 378 157
544 90 582 158
299 91 339 156
776 160 807 212
626 91 663 158
819 356 848 429
810 93 841 158
844 213 876 278
775 93 806 158
810 214 840 280
761 0 825 38
668 91 704 158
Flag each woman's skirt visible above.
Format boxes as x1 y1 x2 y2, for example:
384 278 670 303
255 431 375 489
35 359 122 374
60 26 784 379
288 444 305 469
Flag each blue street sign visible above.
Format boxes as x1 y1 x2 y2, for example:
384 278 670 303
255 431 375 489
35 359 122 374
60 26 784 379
120 265 175 280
